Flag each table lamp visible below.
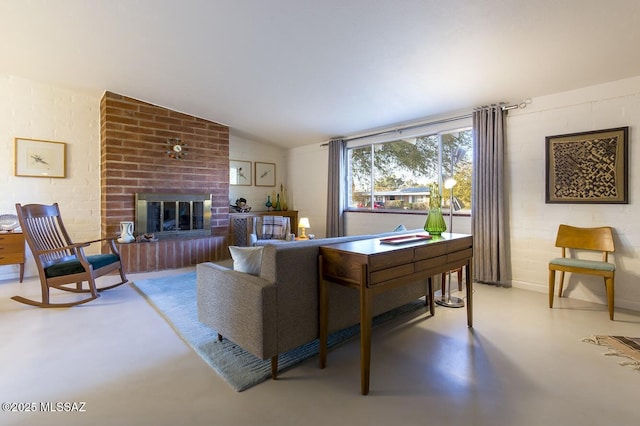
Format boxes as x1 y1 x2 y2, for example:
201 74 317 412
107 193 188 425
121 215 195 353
298 217 310 239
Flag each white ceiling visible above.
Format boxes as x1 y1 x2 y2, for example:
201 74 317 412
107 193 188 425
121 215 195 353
2 0 640 148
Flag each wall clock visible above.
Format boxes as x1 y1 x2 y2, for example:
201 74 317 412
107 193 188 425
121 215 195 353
166 138 188 159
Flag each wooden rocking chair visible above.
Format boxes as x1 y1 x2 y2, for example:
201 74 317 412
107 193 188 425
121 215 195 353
12 203 128 308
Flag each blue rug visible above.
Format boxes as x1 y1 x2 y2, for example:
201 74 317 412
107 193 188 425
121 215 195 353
131 272 426 392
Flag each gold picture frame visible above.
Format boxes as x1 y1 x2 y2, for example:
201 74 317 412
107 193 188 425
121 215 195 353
254 162 276 187
545 127 628 204
230 160 252 186
14 138 67 178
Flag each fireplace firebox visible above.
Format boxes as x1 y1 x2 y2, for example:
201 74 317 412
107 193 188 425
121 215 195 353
135 193 212 239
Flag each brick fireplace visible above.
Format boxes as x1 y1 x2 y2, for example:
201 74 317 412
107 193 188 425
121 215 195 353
100 92 230 272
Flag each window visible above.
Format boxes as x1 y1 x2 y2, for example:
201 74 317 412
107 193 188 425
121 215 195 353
346 127 472 213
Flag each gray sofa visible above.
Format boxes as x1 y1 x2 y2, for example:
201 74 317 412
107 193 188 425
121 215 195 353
196 230 431 378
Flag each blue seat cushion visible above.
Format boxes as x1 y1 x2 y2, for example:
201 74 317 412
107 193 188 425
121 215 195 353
45 254 121 278
549 257 615 272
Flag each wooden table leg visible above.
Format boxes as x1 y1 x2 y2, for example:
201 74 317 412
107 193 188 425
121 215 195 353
465 261 473 328
319 256 328 369
427 276 435 316
360 265 372 395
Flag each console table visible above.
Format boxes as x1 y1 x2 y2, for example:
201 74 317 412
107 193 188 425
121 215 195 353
318 232 473 395
0 232 25 282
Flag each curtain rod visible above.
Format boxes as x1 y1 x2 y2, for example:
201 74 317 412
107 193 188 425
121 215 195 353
320 98 531 146
321 113 473 146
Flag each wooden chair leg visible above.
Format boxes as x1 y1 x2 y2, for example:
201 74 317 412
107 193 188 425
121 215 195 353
548 269 556 308
40 280 50 306
605 277 615 321
271 356 278 379
87 277 99 299
558 271 565 297
441 268 464 292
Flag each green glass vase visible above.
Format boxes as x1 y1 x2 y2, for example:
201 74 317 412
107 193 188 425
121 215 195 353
424 185 447 235
424 207 447 235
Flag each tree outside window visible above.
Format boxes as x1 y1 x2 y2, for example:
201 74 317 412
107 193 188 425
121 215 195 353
347 128 472 213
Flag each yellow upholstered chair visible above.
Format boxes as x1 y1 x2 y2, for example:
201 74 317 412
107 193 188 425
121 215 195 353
548 224 615 320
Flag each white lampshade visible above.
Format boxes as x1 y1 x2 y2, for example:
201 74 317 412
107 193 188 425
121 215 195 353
298 217 310 228
444 176 457 189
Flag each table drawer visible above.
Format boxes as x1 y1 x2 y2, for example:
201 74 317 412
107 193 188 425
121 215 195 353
447 248 473 263
0 234 24 248
414 254 447 272
370 263 414 286
414 243 448 260
447 236 473 252
0 233 24 254
0 253 25 264
369 249 414 271
0 233 25 266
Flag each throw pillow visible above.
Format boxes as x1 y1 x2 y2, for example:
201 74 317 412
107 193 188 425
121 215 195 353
228 246 264 276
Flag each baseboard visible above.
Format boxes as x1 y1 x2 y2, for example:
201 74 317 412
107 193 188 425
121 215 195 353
511 279 640 313
0 268 22 282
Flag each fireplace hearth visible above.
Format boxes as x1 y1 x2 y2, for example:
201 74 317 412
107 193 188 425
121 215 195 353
135 193 212 240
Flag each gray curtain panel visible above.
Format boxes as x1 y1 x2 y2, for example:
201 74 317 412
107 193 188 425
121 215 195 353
472 106 509 285
326 139 345 237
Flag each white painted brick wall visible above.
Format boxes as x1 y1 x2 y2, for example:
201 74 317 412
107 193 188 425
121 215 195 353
0 74 102 280
505 76 640 311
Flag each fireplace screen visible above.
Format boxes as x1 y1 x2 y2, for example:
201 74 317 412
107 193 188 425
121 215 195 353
135 193 211 239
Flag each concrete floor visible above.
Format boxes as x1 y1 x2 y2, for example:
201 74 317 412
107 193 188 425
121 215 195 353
1 267 639 426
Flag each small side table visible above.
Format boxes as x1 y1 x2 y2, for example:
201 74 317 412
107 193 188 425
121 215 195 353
0 232 25 282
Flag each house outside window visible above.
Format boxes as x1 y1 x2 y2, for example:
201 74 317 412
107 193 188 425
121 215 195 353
346 127 472 213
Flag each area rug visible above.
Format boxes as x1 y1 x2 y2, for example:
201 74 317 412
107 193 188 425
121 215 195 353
582 335 640 371
131 272 426 391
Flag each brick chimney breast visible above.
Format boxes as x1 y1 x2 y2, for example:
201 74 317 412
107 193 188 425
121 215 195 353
100 92 230 272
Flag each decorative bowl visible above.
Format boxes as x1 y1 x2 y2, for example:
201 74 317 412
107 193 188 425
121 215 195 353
0 214 19 232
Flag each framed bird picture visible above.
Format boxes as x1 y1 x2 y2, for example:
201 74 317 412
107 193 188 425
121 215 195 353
254 162 276 187
229 160 252 186
14 138 67 178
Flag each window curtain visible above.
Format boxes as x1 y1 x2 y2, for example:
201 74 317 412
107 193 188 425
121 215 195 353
472 106 508 285
326 138 345 237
